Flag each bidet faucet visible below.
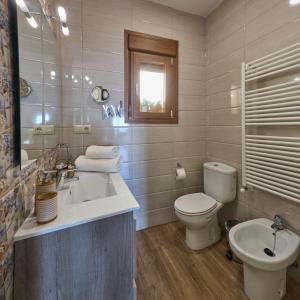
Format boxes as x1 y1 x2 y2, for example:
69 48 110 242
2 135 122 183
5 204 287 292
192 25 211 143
271 215 284 232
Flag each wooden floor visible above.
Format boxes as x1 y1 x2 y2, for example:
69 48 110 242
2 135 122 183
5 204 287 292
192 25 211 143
136 221 300 300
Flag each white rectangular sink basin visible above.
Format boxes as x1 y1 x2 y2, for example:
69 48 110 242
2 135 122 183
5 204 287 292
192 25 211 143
68 172 116 204
14 172 139 242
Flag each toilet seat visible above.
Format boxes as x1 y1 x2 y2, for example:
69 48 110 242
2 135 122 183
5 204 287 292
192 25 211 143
174 193 217 216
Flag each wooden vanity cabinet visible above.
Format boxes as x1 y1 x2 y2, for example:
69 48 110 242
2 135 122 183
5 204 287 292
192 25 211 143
14 212 136 300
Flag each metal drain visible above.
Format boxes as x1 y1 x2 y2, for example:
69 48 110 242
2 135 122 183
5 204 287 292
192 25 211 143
264 248 275 257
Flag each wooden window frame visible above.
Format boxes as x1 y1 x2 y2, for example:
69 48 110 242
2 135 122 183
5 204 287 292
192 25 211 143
124 30 178 124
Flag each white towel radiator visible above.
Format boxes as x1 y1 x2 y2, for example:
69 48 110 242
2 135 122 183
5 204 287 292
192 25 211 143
241 42 300 203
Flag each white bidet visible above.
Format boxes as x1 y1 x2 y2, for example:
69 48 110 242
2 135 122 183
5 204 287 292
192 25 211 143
229 218 300 300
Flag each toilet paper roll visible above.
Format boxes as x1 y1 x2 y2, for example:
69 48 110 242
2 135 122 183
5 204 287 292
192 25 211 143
176 167 186 181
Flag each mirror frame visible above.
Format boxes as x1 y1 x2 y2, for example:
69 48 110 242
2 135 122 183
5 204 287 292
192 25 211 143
9 0 21 171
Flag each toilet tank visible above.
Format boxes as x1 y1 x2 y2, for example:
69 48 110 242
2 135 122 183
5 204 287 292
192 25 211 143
203 162 237 204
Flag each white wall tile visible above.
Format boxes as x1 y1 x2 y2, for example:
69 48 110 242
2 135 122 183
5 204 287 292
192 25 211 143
61 0 206 230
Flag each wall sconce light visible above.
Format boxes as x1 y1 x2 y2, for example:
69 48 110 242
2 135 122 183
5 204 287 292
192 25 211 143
16 1 69 35
57 6 69 36
16 0 38 28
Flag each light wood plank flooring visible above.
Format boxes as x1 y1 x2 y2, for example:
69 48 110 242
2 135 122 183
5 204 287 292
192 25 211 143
136 221 300 300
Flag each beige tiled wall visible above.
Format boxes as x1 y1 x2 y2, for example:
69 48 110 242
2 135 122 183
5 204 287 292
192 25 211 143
206 0 300 235
57 0 300 236
57 0 206 229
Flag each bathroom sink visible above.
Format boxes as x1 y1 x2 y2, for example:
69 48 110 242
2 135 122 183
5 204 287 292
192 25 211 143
67 172 116 204
229 218 300 271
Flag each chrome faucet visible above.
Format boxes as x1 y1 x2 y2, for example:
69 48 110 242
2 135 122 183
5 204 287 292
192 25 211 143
57 169 79 191
271 215 284 233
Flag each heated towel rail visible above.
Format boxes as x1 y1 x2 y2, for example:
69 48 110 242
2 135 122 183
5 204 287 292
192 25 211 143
241 42 300 203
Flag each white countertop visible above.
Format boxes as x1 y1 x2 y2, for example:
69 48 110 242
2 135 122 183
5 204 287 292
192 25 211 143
14 172 139 242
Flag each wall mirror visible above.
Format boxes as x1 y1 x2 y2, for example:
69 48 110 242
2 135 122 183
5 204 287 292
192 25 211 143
17 0 62 169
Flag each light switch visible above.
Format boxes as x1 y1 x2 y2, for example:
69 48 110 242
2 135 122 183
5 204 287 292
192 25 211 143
33 125 55 135
73 124 91 134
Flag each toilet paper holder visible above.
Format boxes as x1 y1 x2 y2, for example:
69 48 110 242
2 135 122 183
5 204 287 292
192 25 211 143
175 163 186 181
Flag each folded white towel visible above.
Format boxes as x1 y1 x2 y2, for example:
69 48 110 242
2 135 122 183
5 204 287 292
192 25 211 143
85 145 120 159
75 155 121 173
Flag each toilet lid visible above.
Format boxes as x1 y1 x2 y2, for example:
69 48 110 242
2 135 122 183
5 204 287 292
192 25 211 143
174 193 217 215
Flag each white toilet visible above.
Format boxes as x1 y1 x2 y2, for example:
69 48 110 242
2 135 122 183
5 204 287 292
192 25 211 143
174 162 237 250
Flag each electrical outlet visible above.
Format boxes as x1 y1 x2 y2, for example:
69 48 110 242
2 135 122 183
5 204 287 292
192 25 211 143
33 125 55 135
73 124 91 134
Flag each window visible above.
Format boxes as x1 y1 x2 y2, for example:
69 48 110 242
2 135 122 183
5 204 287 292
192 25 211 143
139 60 165 113
124 30 178 123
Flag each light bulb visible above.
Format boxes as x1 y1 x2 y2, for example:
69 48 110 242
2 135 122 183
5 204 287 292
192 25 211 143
16 0 29 13
57 6 67 23
26 16 38 28
62 25 69 36
289 0 300 5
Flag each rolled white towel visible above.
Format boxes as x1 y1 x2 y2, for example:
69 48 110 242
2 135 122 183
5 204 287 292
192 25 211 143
75 155 121 173
21 149 29 162
86 145 119 159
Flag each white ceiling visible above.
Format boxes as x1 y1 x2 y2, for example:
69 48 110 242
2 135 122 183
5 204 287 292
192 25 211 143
148 0 224 17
